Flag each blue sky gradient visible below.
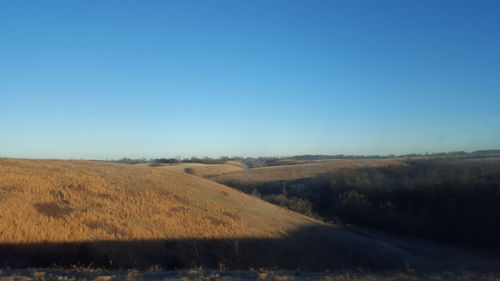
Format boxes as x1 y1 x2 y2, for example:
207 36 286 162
1 0 499 159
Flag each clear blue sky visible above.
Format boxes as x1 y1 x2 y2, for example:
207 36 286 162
1 0 499 159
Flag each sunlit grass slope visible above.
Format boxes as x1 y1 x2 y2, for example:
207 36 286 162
210 159 405 184
0 159 310 243
0 158 416 270
157 163 245 177
1 158 499 271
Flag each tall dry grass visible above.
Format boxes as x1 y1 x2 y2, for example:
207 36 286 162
0 159 314 243
155 163 245 177
210 159 405 184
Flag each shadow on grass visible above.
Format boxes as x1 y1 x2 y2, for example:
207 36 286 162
1 224 499 273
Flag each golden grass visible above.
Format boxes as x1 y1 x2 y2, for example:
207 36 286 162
184 164 244 177
0 159 315 243
154 163 245 177
210 159 405 184
223 161 248 169
3 158 497 272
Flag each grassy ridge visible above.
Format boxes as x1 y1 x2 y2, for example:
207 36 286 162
2 158 500 271
213 157 500 247
0 158 416 270
0 158 315 243
209 159 405 184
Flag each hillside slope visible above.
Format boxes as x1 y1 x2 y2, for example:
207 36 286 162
0 159 302 242
155 162 245 177
210 159 405 184
0 159 499 271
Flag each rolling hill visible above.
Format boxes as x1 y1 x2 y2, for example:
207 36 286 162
209 159 405 184
0 159 305 243
0 158 499 271
154 162 245 177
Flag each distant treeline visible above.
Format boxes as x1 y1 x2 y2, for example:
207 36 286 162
289 149 500 160
107 149 500 167
216 158 500 248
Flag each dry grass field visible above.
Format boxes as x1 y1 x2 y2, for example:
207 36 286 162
0 159 307 243
1 158 500 272
209 159 405 184
223 161 248 169
156 163 245 177
0 158 412 270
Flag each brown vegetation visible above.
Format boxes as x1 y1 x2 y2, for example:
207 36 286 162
0 158 308 243
152 163 245 177
0 158 414 270
216 157 500 247
209 159 405 184
1 158 500 272
223 160 248 169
